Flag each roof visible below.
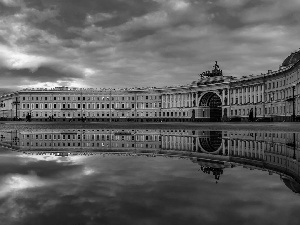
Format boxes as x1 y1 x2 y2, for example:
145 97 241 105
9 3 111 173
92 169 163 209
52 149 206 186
282 49 300 67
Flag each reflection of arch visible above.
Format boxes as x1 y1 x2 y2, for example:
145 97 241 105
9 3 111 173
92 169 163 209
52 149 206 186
198 131 222 154
199 92 222 121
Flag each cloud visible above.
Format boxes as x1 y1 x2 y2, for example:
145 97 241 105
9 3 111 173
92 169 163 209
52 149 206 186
0 46 50 72
85 12 115 25
0 0 299 90
0 0 23 7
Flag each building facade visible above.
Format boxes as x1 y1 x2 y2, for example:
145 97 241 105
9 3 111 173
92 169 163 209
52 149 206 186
1 50 300 122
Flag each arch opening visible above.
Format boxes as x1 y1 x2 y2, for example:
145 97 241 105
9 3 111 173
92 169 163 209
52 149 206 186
199 92 222 121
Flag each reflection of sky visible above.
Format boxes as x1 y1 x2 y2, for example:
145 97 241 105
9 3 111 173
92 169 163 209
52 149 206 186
0 149 300 225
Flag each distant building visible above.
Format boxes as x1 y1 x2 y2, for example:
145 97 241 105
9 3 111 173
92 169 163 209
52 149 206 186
1 49 300 122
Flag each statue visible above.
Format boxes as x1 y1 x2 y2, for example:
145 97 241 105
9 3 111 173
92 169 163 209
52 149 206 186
199 61 223 78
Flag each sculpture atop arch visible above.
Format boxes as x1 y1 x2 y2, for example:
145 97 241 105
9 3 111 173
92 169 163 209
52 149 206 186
199 61 223 77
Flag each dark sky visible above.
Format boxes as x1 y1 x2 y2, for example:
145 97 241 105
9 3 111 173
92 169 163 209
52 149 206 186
0 0 299 90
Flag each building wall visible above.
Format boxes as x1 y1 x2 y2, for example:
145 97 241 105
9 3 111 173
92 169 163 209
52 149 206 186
1 55 300 121
229 61 300 121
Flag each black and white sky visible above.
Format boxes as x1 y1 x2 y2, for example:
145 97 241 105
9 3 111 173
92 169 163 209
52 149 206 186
0 0 299 91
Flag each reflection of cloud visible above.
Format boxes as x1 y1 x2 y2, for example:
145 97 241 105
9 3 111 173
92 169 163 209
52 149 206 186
18 154 72 163
82 167 95 176
0 0 24 7
0 173 45 197
0 154 299 224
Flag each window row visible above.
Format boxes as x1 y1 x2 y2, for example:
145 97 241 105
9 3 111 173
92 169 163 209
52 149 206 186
21 111 188 118
22 134 161 142
22 95 162 101
21 141 161 149
22 102 162 110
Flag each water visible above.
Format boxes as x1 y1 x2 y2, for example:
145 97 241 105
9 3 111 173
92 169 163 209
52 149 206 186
0 127 300 225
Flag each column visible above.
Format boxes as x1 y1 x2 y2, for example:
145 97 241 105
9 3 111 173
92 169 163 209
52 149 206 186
233 139 236 155
241 141 245 156
167 94 170 108
250 141 253 158
246 141 249 157
222 139 226 155
249 86 252 104
254 85 257 104
242 86 244 104
227 139 231 156
245 86 248 104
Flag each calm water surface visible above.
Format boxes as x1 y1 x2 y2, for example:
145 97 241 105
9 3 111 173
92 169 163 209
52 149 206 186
0 127 299 225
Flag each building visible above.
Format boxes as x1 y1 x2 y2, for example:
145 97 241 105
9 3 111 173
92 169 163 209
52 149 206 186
1 128 299 192
1 49 300 122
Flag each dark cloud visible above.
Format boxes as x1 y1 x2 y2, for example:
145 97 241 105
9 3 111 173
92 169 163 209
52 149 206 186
0 0 299 89
0 66 83 83
24 0 159 40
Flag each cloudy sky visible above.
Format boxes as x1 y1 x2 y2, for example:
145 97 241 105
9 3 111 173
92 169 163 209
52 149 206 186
0 0 300 91
1 149 300 225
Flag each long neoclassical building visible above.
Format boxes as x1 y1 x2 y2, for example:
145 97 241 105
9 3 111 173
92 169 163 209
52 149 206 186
1 49 300 122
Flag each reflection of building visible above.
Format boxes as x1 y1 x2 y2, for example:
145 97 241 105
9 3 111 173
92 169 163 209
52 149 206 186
223 130 300 192
1 128 300 193
1 50 299 122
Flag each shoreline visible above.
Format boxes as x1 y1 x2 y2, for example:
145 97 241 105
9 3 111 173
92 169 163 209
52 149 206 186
0 121 299 132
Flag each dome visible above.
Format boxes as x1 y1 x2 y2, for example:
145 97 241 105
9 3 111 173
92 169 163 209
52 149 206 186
282 50 300 67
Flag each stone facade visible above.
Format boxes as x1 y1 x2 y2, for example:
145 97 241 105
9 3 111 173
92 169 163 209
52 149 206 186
1 50 300 122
